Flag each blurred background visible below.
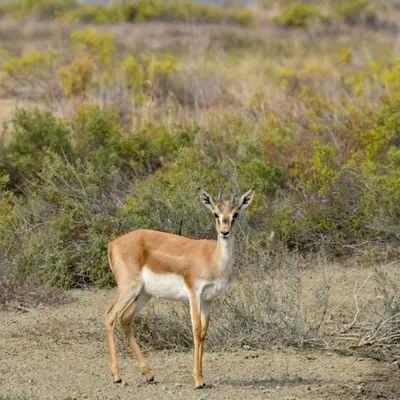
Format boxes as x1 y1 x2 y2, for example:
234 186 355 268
1 2 400 384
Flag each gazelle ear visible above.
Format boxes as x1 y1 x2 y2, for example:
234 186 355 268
237 189 255 211
199 188 216 211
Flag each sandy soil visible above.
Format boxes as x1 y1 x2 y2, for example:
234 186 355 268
1 266 400 400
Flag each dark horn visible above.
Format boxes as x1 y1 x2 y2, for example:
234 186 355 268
230 189 234 201
218 188 223 203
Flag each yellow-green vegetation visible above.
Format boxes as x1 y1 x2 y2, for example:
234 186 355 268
333 0 368 25
269 0 382 29
0 0 388 29
58 58 95 97
0 0 76 20
70 29 116 66
273 3 330 28
0 0 253 26
3 50 56 78
1 2 400 294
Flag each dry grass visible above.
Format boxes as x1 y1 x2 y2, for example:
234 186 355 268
0 279 70 312
2 255 398 353
118 251 329 351
125 255 400 352
0 19 399 126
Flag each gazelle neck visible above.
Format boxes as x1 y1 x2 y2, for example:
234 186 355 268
216 235 235 274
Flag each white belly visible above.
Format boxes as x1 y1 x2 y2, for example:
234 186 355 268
142 267 189 301
141 267 232 302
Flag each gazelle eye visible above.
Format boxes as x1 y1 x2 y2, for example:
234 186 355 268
214 213 219 219
233 212 239 219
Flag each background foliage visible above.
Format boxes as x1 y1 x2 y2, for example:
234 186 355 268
1 0 400 291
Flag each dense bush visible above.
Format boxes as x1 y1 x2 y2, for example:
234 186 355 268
2 5 400 290
0 0 77 21
2 86 400 287
271 0 386 30
273 3 329 28
0 0 253 26
4 108 72 182
0 105 201 287
333 0 368 25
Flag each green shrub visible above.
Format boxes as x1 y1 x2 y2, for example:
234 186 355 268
70 105 127 172
274 3 329 28
0 107 201 287
122 53 177 103
237 142 282 196
58 58 95 97
121 147 223 239
126 122 194 173
55 0 253 25
0 190 18 262
307 141 340 196
0 0 77 20
11 154 124 287
58 4 121 24
2 50 56 79
5 108 72 182
70 28 116 67
334 0 368 25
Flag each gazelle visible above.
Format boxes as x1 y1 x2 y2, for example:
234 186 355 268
105 188 255 389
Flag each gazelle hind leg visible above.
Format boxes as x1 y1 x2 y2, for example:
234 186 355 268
105 296 121 383
105 284 147 384
118 290 154 382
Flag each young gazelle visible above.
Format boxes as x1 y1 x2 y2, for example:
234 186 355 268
105 188 255 389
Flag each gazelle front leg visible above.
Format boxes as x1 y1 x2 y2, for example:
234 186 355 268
189 293 204 389
198 300 212 380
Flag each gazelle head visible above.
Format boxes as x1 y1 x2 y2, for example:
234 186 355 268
200 188 255 239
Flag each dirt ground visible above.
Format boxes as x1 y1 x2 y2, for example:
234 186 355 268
1 266 400 400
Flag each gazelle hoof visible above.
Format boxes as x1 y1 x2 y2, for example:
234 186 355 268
114 379 122 385
146 376 156 384
195 383 212 390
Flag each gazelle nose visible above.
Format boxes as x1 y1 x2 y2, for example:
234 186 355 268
221 231 230 237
